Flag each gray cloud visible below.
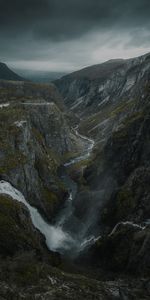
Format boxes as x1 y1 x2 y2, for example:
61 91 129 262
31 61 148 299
1 0 150 40
0 0 150 70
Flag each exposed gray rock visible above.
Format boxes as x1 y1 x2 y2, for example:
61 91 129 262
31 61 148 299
55 53 150 119
0 83 85 221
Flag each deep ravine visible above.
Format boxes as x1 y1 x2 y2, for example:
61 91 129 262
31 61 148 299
0 127 95 257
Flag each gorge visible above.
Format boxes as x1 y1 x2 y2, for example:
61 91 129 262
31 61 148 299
0 52 150 299
0 127 95 256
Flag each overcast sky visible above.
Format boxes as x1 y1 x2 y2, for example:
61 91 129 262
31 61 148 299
0 0 150 72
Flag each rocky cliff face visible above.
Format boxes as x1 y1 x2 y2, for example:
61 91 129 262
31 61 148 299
81 63 150 227
87 222 150 277
55 53 150 280
58 52 150 225
0 80 84 221
55 53 150 118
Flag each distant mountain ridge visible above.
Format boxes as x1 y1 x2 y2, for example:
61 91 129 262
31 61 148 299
54 52 150 116
0 62 24 81
57 58 126 81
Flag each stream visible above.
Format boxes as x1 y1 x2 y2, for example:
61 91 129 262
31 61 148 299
0 128 96 257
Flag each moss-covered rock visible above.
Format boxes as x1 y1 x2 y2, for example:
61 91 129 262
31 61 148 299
41 186 67 220
88 223 150 276
0 252 53 287
0 152 27 174
0 194 44 256
100 167 150 227
115 188 136 220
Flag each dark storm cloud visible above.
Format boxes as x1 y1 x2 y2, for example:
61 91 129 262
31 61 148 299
0 0 150 41
0 0 150 70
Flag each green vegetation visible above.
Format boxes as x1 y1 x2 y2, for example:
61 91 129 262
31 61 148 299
112 127 128 139
32 127 62 174
0 106 25 124
110 99 135 117
42 187 59 209
61 150 80 163
0 195 39 256
11 259 43 286
112 110 144 140
42 183 67 218
70 157 91 171
116 188 136 220
0 106 29 176
79 99 136 136
47 148 61 173
68 157 92 185
122 111 144 126
32 127 43 144
0 152 27 174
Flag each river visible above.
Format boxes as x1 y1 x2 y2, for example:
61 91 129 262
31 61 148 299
0 127 96 257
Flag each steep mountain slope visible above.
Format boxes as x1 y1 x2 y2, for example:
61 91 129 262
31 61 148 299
55 53 150 280
0 62 24 81
0 54 150 298
55 53 150 119
0 79 144 300
0 80 85 221
55 59 126 109
77 53 150 227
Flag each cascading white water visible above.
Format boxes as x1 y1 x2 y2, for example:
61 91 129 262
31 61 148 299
0 180 74 252
0 179 97 255
0 129 96 256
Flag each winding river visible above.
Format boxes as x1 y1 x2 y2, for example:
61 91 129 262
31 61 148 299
0 127 96 257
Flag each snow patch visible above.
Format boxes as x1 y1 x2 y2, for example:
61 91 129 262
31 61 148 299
70 97 84 110
109 221 145 237
98 85 104 92
80 235 101 250
98 96 110 107
22 102 54 106
14 120 27 128
89 118 110 133
122 77 136 92
0 103 10 109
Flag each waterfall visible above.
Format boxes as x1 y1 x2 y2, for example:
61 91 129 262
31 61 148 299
0 180 74 252
0 129 96 256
